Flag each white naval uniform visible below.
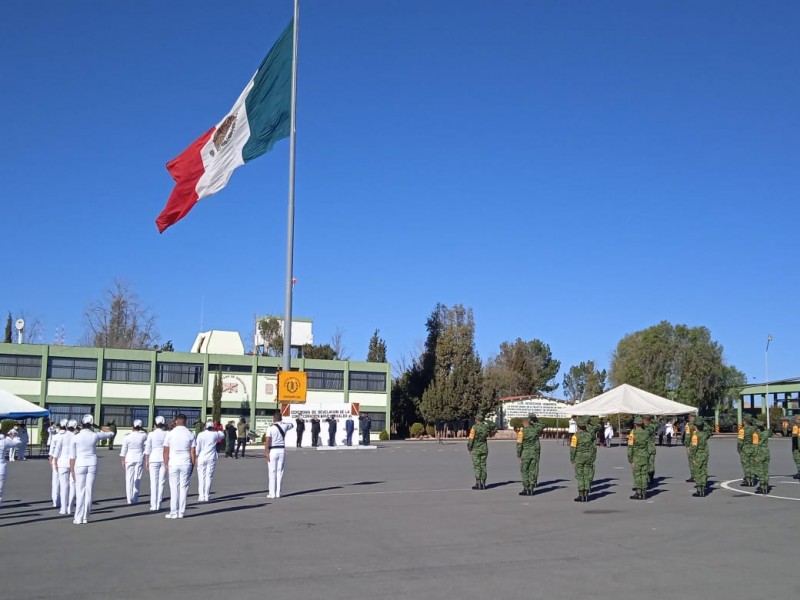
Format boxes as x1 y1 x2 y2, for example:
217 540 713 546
267 422 293 498
0 435 22 506
48 430 65 508
164 426 196 518
144 428 167 511
68 428 114 524
195 429 225 502
57 430 77 514
120 430 148 504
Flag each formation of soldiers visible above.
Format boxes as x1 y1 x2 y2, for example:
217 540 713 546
467 411 800 501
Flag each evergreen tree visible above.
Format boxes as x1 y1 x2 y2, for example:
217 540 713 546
4 313 11 344
563 360 607 403
366 329 387 362
212 368 223 425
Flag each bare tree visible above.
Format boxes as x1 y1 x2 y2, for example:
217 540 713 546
82 280 159 349
330 328 349 360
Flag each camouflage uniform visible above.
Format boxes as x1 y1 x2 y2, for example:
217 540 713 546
683 415 698 482
570 417 594 502
688 421 711 496
585 420 600 490
516 414 546 495
752 421 772 494
737 418 757 487
791 417 800 480
642 416 657 484
467 416 496 490
627 417 649 500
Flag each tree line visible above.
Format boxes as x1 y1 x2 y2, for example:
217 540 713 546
390 305 745 438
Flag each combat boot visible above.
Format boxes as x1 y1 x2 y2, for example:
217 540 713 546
519 487 528 496
583 492 590 502
685 477 694 483
529 483 536 496
480 480 486 490
629 490 640 500
472 480 481 490
640 489 647 500
692 487 702 497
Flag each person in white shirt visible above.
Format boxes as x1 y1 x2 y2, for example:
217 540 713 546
144 416 168 511
48 419 68 508
120 419 148 505
604 421 614 448
0 429 23 506
195 421 225 502
8 424 20 461
68 415 114 524
664 420 675 447
57 420 78 515
265 411 294 499
163 413 196 519
18 423 29 461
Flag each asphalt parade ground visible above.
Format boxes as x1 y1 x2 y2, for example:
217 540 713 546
2 437 798 599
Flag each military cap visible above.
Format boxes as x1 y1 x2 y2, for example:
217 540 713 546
642 414 652 421
527 413 537 422
633 416 643 425
474 412 484 421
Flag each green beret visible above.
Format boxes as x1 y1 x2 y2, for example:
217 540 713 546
633 416 643 425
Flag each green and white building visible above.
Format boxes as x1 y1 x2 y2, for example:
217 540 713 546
0 336 390 445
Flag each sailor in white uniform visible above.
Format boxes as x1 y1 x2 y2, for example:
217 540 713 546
0 429 23 507
48 419 68 508
120 419 148 504
68 414 114 524
144 416 168 511
196 421 225 502
163 413 196 519
265 410 294 499
57 420 78 515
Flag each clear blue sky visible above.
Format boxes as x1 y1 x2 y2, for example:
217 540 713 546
2 1 798 388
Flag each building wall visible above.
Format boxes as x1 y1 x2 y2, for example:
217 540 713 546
0 343 391 444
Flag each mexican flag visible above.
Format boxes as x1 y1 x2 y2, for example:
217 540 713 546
156 20 294 233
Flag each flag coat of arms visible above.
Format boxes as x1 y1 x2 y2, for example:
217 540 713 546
156 20 293 233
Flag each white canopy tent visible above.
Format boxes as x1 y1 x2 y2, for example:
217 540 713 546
0 388 49 420
568 384 698 416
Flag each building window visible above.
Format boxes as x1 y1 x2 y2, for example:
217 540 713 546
103 360 151 383
349 371 387 392
361 411 386 434
48 357 98 380
306 369 344 390
210 364 253 374
47 403 94 424
257 366 278 374
0 354 42 378
154 407 202 427
156 362 203 385
100 405 150 428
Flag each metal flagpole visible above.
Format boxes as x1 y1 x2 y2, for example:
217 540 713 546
765 334 772 428
282 0 300 372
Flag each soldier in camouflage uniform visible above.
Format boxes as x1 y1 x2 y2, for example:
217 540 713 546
737 416 757 487
570 417 595 502
516 413 546 495
627 416 650 500
585 418 600 492
642 415 657 485
688 419 711 496
791 415 800 480
752 419 772 495
683 413 698 483
467 413 496 490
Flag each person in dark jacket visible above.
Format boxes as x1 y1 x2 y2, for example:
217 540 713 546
311 417 321 447
326 416 337 447
345 417 354 446
360 414 372 446
225 421 237 458
295 417 305 448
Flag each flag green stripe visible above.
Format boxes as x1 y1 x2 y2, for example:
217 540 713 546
242 19 293 163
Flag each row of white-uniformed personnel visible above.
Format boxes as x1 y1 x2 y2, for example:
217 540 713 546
45 413 225 523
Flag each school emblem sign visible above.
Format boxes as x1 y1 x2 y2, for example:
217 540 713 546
278 371 307 403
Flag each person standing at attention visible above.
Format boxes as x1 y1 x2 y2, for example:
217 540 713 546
295 417 305 448
144 416 168 511
311 417 321 447
48 419 67 509
0 428 23 507
120 419 148 505
345 416 354 446
235 418 249 459
326 415 337 447
225 420 237 458
163 413 197 519
196 421 225 502
265 410 294 499
68 415 114 524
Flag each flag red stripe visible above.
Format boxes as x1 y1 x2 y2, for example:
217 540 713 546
155 128 215 233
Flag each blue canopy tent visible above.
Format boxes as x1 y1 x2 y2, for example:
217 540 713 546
0 388 49 420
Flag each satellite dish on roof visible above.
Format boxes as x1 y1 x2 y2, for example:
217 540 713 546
14 319 24 331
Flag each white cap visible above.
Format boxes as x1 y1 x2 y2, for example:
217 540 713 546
154 416 165 425
133 419 143 428
82 414 94 425
59 419 68 428
205 421 214 430
6 429 17 437
67 419 78 429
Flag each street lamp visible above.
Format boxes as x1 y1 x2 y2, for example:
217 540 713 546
765 334 772 428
